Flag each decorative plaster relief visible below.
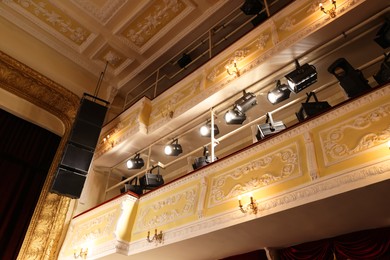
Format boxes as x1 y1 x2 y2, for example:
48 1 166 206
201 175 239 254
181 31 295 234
320 103 390 165
71 0 128 25
11 0 91 46
209 142 301 207
134 186 199 233
120 0 195 53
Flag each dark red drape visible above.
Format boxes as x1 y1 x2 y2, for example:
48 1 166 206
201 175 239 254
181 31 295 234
0 109 60 260
278 227 390 260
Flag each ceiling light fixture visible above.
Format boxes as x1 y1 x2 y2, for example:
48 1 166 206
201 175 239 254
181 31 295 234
200 120 220 137
164 139 183 156
319 0 337 19
267 80 292 104
285 59 317 93
126 153 144 169
241 0 263 15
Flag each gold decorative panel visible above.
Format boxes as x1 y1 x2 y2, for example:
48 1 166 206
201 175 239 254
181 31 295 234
208 141 303 207
133 185 199 234
119 0 195 52
12 0 91 46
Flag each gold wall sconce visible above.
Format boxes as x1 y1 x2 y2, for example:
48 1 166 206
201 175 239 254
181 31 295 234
147 229 163 244
102 133 114 147
238 194 258 214
73 247 88 259
226 60 240 77
319 0 336 18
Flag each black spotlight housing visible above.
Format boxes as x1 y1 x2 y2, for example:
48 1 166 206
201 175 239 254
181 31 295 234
327 58 371 98
374 53 390 85
224 107 247 125
192 146 217 170
267 80 292 104
295 92 331 122
374 16 390 49
241 0 263 15
285 59 317 93
126 153 144 169
200 121 220 137
178 53 192 68
164 139 183 156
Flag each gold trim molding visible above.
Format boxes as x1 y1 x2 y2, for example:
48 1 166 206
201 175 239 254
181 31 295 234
0 50 80 260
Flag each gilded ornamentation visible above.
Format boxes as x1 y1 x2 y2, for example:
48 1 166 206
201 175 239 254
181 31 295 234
209 145 299 205
135 187 198 232
321 104 390 163
125 0 185 47
279 16 296 31
207 67 219 82
12 0 90 45
256 34 270 50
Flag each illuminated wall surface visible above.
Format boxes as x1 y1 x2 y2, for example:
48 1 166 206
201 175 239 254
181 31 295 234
59 85 390 259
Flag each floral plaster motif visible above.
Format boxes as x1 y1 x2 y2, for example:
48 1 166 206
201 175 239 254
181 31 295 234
320 103 390 165
14 0 90 45
256 34 270 50
134 187 198 232
125 0 186 47
209 143 300 206
280 16 296 31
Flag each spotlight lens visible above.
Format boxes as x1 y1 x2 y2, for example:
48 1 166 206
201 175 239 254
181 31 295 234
126 159 134 169
200 125 210 136
267 92 277 104
224 111 234 123
164 145 173 155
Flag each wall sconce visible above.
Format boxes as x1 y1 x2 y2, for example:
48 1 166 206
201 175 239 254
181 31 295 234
267 80 291 104
238 194 258 214
126 153 145 169
319 0 336 18
226 60 240 77
73 247 88 259
387 140 390 149
102 133 114 147
164 139 183 156
147 229 163 244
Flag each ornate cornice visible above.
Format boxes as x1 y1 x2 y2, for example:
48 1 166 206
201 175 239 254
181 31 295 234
0 50 79 129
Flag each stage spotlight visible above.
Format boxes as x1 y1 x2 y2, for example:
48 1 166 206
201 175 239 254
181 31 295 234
224 107 247 125
192 146 217 170
374 16 390 49
235 91 257 113
267 80 291 104
328 58 371 98
164 139 183 156
256 113 286 140
126 153 144 169
285 59 317 93
200 121 220 137
295 92 331 122
241 0 263 15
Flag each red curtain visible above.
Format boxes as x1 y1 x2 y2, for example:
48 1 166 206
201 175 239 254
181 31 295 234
0 109 60 260
278 227 390 260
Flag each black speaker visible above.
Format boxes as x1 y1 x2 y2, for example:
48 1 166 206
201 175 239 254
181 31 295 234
61 143 94 173
69 120 102 149
51 168 86 198
178 53 192 68
51 94 109 199
241 0 263 15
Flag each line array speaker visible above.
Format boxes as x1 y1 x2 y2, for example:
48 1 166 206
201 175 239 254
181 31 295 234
51 94 109 198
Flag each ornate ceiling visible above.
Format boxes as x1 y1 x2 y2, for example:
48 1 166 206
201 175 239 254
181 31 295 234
0 0 247 114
